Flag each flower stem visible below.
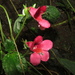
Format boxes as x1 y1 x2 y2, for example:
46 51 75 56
66 0 75 13
0 42 2 60
15 16 27 40
0 5 13 40
50 0 52 5
0 5 25 75
13 37 25 75
0 21 4 42
51 50 62 65
5 1 26 41
41 63 53 75
27 61 43 75
0 42 5 60
52 16 75 27
9 0 19 15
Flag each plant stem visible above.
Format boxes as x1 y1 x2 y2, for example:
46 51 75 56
4 1 26 41
0 5 25 75
66 0 75 13
12 37 25 75
50 0 52 5
0 21 4 42
23 50 30 56
0 42 2 59
51 50 61 65
15 16 27 40
0 5 13 40
9 0 36 40
27 61 43 75
9 0 19 15
52 16 75 27
41 63 53 75
0 42 5 60
26 25 36 37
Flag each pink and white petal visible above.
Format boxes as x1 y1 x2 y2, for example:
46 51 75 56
40 51 50 61
37 40 53 51
30 52 41 66
34 36 43 44
29 7 38 18
39 19 50 28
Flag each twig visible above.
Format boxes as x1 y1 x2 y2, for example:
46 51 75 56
41 63 53 75
66 0 75 13
37 67 59 75
52 16 75 27
9 0 19 15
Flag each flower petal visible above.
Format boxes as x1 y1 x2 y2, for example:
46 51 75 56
26 41 34 51
30 52 41 65
38 19 50 28
29 6 47 22
37 6 46 14
29 7 38 18
40 51 50 61
29 7 42 21
35 6 46 17
38 40 53 50
34 36 43 44
34 6 46 21
38 25 46 30
26 41 33 48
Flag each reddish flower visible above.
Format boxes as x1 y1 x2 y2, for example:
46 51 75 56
29 6 50 30
26 36 53 66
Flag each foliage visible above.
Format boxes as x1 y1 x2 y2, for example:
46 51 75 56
2 52 27 75
13 16 24 34
0 0 75 75
58 58 75 75
4 39 15 52
43 6 60 23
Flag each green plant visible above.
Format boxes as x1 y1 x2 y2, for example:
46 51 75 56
0 0 75 75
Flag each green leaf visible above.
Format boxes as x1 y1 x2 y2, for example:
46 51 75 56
0 50 5 60
43 6 60 23
4 39 15 52
58 58 75 75
2 52 28 75
13 16 24 34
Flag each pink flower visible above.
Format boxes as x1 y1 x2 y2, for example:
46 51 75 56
26 36 53 66
29 6 50 30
